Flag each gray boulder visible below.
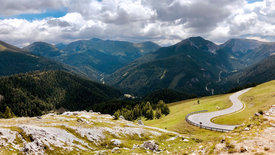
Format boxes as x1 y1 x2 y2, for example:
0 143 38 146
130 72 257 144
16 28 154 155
111 139 121 146
138 120 144 125
111 147 120 153
141 140 159 151
119 115 125 120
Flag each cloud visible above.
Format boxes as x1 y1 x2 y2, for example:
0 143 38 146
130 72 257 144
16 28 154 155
47 19 70 27
0 0 275 47
0 0 65 16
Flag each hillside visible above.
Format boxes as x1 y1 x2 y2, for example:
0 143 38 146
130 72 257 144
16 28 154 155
0 80 273 154
107 37 275 96
107 36 227 96
0 41 67 76
220 55 275 92
0 111 187 154
24 38 160 80
0 70 122 117
145 80 275 132
24 42 62 58
145 80 275 154
216 38 274 70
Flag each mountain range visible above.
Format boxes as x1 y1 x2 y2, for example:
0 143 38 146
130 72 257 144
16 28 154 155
1 36 275 99
107 37 275 96
0 41 67 76
24 38 160 80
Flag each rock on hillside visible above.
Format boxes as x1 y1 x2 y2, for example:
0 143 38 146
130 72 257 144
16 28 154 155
0 111 186 154
212 105 275 155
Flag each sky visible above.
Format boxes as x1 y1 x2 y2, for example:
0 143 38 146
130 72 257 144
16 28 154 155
0 0 274 47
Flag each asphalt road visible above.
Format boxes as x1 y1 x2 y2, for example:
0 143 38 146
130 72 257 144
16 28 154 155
188 88 251 131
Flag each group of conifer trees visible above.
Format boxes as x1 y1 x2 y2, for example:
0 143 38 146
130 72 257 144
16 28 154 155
0 106 15 118
113 100 170 121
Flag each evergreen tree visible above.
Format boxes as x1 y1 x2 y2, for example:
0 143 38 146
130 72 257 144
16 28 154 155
120 108 134 121
145 108 154 120
114 110 120 120
162 104 170 115
155 108 162 119
133 104 141 120
4 106 15 118
142 101 152 116
156 100 170 115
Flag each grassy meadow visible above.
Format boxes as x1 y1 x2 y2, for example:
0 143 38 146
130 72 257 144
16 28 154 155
214 80 275 125
144 80 275 143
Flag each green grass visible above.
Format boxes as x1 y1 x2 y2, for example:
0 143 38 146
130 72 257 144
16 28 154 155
214 80 275 125
143 80 275 153
144 93 233 151
144 93 232 134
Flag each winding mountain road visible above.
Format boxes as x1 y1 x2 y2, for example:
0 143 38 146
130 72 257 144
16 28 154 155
187 88 251 131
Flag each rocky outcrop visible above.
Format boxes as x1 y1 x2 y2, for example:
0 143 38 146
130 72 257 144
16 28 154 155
213 105 275 154
141 140 159 152
0 111 183 154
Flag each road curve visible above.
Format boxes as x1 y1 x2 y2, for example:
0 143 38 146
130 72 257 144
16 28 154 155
187 88 251 131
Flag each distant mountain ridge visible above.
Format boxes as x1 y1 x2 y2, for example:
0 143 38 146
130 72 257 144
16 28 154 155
5 36 275 98
220 55 275 92
0 41 68 77
24 38 160 80
107 37 227 96
107 36 275 96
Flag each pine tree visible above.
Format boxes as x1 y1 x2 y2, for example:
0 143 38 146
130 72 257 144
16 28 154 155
142 102 151 116
120 108 134 121
114 110 120 120
145 108 154 120
4 106 15 118
162 104 170 115
157 100 170 115
155 108 162 119
133 104 141 120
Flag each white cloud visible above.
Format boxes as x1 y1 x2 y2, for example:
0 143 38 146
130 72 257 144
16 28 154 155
0 0 65 16
0 0 275 47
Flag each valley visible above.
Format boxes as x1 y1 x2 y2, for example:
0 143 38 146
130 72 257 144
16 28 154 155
0 80 274 154
1 1 275 154
0 35 275 155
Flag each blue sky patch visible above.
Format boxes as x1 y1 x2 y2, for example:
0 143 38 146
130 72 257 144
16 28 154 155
247 0 264 3
0 9 67 21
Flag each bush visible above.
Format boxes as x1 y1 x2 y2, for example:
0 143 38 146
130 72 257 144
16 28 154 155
258 109 264 115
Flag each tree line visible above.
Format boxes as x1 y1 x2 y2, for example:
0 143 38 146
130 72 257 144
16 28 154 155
113 100 170 121
0 70 121 118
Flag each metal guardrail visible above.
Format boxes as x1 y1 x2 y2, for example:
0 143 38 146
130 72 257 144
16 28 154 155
185 110 231 132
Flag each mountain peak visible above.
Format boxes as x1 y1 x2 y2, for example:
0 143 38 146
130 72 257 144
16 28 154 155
24 42 61 57
177 36 218 54
188 36 206 41
31 41 53 46
90 38 102 41
222 38 264 53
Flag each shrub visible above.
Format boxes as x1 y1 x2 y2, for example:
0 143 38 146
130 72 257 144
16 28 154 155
258 109 264 115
